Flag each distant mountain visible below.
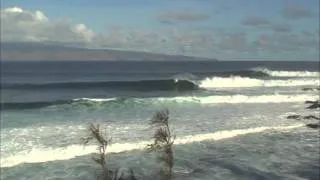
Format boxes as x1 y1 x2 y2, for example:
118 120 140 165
0 42 217 61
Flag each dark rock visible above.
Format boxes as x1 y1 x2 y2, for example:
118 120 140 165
302 87 320 91
305 100 318 104
287 115 301 119
307 103 320 109
303 115 320 120
305 100 320 109
306 123 320 129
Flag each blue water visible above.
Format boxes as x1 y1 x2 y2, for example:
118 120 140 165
1 61 319 180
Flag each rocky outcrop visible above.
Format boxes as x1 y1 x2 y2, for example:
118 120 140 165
302 87 320 91
287 100 320 129
305 100 320 109
306 123 320 129
287 115 301 120
303 115 320 120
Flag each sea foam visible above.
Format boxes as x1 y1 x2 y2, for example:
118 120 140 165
0 124 304 168
73 94 317 105
152 94 317 104
199 76 319 89
252 68 320 77
73 98 117 102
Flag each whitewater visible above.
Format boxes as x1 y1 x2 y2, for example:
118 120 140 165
1 61 319 180
252 67 320 77
199 76 319 88
0 124 304 168
74 94 318 105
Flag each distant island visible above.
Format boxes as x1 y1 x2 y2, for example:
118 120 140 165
0 42 218 61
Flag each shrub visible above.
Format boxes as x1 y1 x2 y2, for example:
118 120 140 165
147 109 175 180
81 124 113 180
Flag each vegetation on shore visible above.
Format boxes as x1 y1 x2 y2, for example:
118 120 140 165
147 109 175 180
81 124 114 180
81 109 174 180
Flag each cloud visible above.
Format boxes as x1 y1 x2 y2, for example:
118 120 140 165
281 4 314 20
217 32 249 52
208 31 319 60
0 7 95 45
93 27 215 57
242 17 271 26
242 16 292 33
157 10 210 24
271 23 292 33
0 7 318 60
212 30 318 55
252 33 318 52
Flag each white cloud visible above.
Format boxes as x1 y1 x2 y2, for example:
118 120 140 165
0 7 318 60
0 7 95 44
4 7 23 13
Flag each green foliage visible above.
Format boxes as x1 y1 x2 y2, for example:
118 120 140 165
81 110 176 180
81 123 113 179
147 109 175 180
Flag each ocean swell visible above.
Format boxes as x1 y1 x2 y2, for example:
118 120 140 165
2 69 319 92
2 94 317 110
1 79 198 91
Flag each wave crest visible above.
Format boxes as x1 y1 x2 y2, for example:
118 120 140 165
199 76 319 88
252 68 320 77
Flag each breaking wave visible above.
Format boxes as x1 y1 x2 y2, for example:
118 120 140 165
2 69 319 92
2 77 319 96
199 76 319 89
252 68 320 77
0 124 304 168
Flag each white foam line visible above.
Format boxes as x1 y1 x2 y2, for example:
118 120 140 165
175 124 304 144
199 76 319 88
73 98 117 102
252 68 320 77
156 94 317 104
0 124 304 168
68 94 318 105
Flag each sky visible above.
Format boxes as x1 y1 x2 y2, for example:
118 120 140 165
0 0 319 60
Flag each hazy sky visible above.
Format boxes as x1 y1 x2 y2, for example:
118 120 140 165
1 0 319 60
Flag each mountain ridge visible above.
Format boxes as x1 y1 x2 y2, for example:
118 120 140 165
0 42 218 61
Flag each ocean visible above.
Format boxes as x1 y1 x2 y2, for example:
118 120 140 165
1 61 319 180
